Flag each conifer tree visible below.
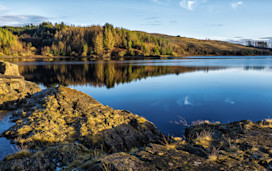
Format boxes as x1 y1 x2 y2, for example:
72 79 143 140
94 31 104 56
103 24 116 53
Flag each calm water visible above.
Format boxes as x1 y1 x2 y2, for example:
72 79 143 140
0 111 15 160
1 56 272 160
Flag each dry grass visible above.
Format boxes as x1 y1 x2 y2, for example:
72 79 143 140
196 130 212 141
200 143 223 162
160 134 178 150
5 144 32 160
100 163 112 171
222 135 237 152
194 130 213 148
259 118 272 128
208 147 219 162
5 150 32 160
67 148 107 169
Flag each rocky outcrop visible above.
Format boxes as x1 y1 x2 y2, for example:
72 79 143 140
0 86 163 170
4 86 162 152
91 144 225 170
0 61 41 109
2 118 272 170
90 120 272 171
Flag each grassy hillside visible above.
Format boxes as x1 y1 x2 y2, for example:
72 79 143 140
1 22 271 58
154 33 268 56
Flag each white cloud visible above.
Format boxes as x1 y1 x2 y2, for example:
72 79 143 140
180 0 198 11
231 1 243 9
0 3 49 26
0 15 48 26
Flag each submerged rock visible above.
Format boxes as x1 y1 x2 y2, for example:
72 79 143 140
0 61 41 109
4 86 162 152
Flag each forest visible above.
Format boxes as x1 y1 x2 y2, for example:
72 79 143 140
1 22 271 58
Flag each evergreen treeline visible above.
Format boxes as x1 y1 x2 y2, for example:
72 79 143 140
1 22 271 57
246 41 269 49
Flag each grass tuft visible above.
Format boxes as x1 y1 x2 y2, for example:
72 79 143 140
208 147 219 161
5 144 32 160
160 134 178 150
194 130 213 148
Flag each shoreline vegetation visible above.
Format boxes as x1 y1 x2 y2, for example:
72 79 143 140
1 22 272 61
0 61 272 170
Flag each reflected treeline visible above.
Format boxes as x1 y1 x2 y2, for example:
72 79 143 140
19 62 223 88
243 66 272 70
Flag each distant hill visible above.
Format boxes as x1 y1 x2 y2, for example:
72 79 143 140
1 22 271 58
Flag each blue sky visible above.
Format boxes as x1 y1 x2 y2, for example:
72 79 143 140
0 0 271 40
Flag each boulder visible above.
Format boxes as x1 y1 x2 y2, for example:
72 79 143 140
0 61 20 76
0 61 41 109
89 120 272 171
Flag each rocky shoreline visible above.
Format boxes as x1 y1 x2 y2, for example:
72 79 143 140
0 61 271 170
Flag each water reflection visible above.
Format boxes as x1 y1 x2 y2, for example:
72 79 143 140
18 61 223 88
